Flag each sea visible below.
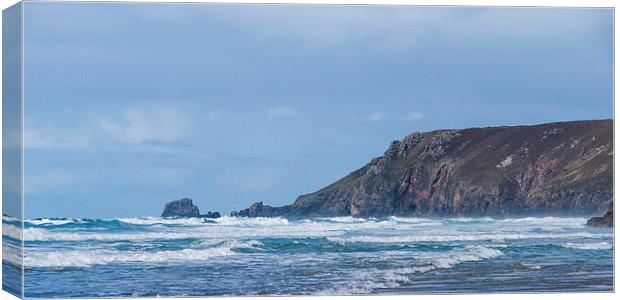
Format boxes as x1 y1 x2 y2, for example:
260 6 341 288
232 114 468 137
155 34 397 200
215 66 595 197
1 214 614 297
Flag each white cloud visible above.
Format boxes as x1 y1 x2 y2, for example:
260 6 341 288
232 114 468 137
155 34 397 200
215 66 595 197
406 111 424 121
268 106 299 119
366 111 386 122
26 105 193 151
101 107 190 143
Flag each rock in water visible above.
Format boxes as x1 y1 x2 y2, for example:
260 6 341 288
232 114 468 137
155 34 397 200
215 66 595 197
161 198 201 218
202 211 221 218
587 210 613 228
161 198 220 218
231 201 289 217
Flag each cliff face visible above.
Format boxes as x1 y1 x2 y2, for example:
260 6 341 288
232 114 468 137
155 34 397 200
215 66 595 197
232 120 613 218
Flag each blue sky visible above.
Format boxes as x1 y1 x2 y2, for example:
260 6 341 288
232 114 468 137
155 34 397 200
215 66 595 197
22 3 613 218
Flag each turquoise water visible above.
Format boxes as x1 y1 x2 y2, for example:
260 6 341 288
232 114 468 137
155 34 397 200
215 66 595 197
2 215 614 297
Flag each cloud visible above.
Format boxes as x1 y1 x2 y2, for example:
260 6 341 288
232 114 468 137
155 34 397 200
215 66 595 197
365 112 386 122
26 105 192 151
101 107 190 143
268 106 299 119
406 112 424 121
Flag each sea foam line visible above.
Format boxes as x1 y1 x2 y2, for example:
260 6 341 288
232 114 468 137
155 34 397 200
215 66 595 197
9 224 345 242
563 242 613 250
327 231 610 244
24 240 261 268
318 245 502 295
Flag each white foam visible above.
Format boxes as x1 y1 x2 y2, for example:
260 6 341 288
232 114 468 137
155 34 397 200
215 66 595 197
2 215 20 223
18 215 612 245
315 216 370 223
563 242 613 250
214 216 290 226
26 218 80 226
117 217 208 226
20 223 344 242
498 216 587 226
23 239 263 268
328 231 608 244
2 238 23 267
25 247 232 268
387 216 440 224
319 245 503 295
2 224 22 240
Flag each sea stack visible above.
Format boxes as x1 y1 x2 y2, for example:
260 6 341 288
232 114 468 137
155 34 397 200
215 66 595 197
161 198 221 218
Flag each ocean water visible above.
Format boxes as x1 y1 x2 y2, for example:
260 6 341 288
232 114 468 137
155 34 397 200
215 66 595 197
2 215 614 297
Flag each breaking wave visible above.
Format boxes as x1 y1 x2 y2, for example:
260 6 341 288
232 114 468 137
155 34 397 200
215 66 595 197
319 245 503 295
2 224 22 240
328 231 610 244
24 240 262 268
563 242 613 250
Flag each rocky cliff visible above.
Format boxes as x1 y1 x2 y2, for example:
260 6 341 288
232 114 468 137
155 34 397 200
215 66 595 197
162 198 221 218
232 120 613 218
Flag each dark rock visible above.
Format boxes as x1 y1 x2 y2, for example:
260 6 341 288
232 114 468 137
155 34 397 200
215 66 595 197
586 210 613 228
230 201 290 217
162 198 200 218
161 198 220 218
234 119 613 218
202 211 221 218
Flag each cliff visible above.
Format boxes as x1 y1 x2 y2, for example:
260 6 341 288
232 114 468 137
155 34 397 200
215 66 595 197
161 198 221 218
232 120 613 218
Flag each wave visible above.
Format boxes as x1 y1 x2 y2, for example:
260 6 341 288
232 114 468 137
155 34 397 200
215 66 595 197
22 216 292 227
2 224 22 240
24 240 261 268
13 224 345 242
387 216 440 225
24 217 209 227
8 214 612 244
327 231 611 244
390 245 503 273
2 215 21 223
2 238 23 267
563 242 613 250
313 216 372 223
319 245 502 295
213 216 290 226
18 215 591 228
116 217 209 226
442 217 495 225
26 218 85 226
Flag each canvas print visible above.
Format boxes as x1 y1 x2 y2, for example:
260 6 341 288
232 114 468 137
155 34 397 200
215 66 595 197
1 1 614 298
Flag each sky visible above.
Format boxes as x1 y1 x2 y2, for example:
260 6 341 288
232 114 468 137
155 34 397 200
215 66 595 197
20 2 613 218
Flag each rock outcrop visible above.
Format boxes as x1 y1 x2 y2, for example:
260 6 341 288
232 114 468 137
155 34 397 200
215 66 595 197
161 198 220 218
586 210 613 228
232 120 613 218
